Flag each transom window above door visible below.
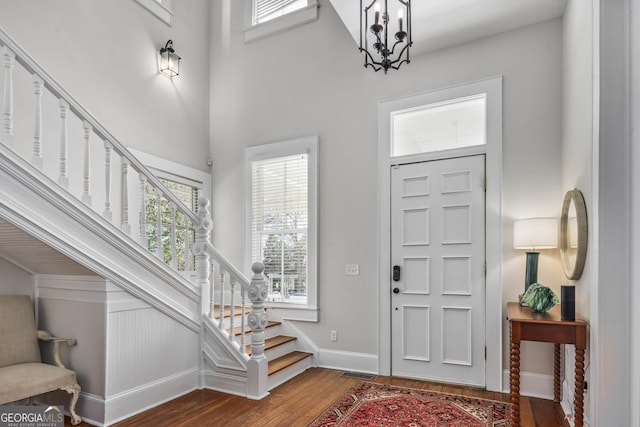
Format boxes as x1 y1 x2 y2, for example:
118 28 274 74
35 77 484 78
391 94 487 157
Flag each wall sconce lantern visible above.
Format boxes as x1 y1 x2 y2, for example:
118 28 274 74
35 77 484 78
360 0 412 74
159 40 181 77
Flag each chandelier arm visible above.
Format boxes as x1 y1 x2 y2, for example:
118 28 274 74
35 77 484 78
365 62 384 72
388 40 406 56
390 42 411 61
390 59 410 71
360 47 383 67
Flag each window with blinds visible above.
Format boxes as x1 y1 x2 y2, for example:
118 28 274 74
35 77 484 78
254 0 307 24
251 154 308 304
144 177 199 272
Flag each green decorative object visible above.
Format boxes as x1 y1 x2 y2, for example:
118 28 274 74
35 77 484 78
520 283 559 313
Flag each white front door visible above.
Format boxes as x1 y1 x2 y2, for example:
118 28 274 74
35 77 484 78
391 155 486 386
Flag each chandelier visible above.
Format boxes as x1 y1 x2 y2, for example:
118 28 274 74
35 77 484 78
360 0 412 74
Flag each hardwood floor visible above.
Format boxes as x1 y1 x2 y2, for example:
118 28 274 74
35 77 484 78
65 368 570 426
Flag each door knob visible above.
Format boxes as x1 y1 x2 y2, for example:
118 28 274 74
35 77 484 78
393 287 400 294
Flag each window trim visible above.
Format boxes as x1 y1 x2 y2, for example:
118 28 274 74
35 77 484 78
129 148 211 199
244 136 318 322
244 0 319 44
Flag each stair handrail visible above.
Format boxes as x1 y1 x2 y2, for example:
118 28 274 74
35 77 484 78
0 27 198 227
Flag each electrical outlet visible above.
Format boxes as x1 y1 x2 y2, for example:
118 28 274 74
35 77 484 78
330 330 338 342
345 264 360 276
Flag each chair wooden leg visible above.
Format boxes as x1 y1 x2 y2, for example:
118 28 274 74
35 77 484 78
61 383 82 425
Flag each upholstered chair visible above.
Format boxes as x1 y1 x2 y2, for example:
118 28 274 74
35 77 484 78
0 295 82 425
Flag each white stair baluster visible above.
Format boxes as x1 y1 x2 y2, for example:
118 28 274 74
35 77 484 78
103 141 113 221
209 263 216 317
155 188 163 259
2 47 14 148
229 278 236 342
219 268 226 331
81 121 92 205
183 218 190 275
240 287 247 355
139 175 148 247
121 158 131 234
32 74 44 169
58 99 69 189
170 202 177 268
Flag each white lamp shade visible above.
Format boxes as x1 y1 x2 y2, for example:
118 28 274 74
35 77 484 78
513 217 558 250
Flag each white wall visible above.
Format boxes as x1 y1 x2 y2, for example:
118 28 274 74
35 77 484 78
0 258 34 296
0 0 212 172
561 0 594 420
209 0 564 377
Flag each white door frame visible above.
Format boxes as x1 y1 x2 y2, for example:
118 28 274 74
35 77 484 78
377 76 503 392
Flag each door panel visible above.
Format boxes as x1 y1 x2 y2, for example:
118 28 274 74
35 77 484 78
391 155 485 386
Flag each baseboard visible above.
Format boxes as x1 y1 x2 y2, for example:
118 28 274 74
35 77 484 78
501 369 554 400
77 392 107 426
103 368 198 425
201 369 249 398
316 349 378 375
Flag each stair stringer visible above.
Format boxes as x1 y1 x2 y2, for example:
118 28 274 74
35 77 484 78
0 143 202 332
201 316 250 397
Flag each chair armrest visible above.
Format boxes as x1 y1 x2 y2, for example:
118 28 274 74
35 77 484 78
37 330 77 369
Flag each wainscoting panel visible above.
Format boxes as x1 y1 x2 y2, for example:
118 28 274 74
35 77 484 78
106 301 199 396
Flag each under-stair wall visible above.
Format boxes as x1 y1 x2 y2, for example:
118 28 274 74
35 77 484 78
36 275 200 426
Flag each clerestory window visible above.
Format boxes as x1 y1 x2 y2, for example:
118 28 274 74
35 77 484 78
254 0 307 24
245 0 319 43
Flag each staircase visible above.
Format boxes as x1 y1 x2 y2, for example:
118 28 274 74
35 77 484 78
0 25 315 409
217 306 313 390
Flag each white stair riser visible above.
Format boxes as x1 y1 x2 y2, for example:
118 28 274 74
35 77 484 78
264 340 298 360
267 356 313 391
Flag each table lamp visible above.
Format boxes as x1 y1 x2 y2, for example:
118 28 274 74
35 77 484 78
513 217 558 292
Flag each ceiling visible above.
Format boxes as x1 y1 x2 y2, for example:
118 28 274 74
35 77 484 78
330 0 567 56
0 219 94 276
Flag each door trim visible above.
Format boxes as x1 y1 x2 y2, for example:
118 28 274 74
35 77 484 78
377 76 503 392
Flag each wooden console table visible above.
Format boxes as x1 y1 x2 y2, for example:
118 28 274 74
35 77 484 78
507 302 587 427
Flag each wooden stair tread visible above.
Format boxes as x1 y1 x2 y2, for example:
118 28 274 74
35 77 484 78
268 351 312 376
246 335 297 356
213 305 251 320
230 321 281 336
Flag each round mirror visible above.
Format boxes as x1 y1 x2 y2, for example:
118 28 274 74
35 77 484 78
560 189 588 280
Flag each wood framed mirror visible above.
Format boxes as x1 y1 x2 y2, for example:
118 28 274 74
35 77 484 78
560 189 588 280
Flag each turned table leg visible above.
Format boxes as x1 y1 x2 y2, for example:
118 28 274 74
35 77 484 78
510 323 521 426
554 343 561 402
575 348 585 427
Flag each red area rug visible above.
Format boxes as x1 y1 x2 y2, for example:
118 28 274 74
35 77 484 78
308 382 512 426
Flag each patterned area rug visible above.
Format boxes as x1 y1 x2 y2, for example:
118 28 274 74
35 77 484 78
308 382 512 427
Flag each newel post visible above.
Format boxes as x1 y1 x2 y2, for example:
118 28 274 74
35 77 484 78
246 262 269 399
194 197 213 317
